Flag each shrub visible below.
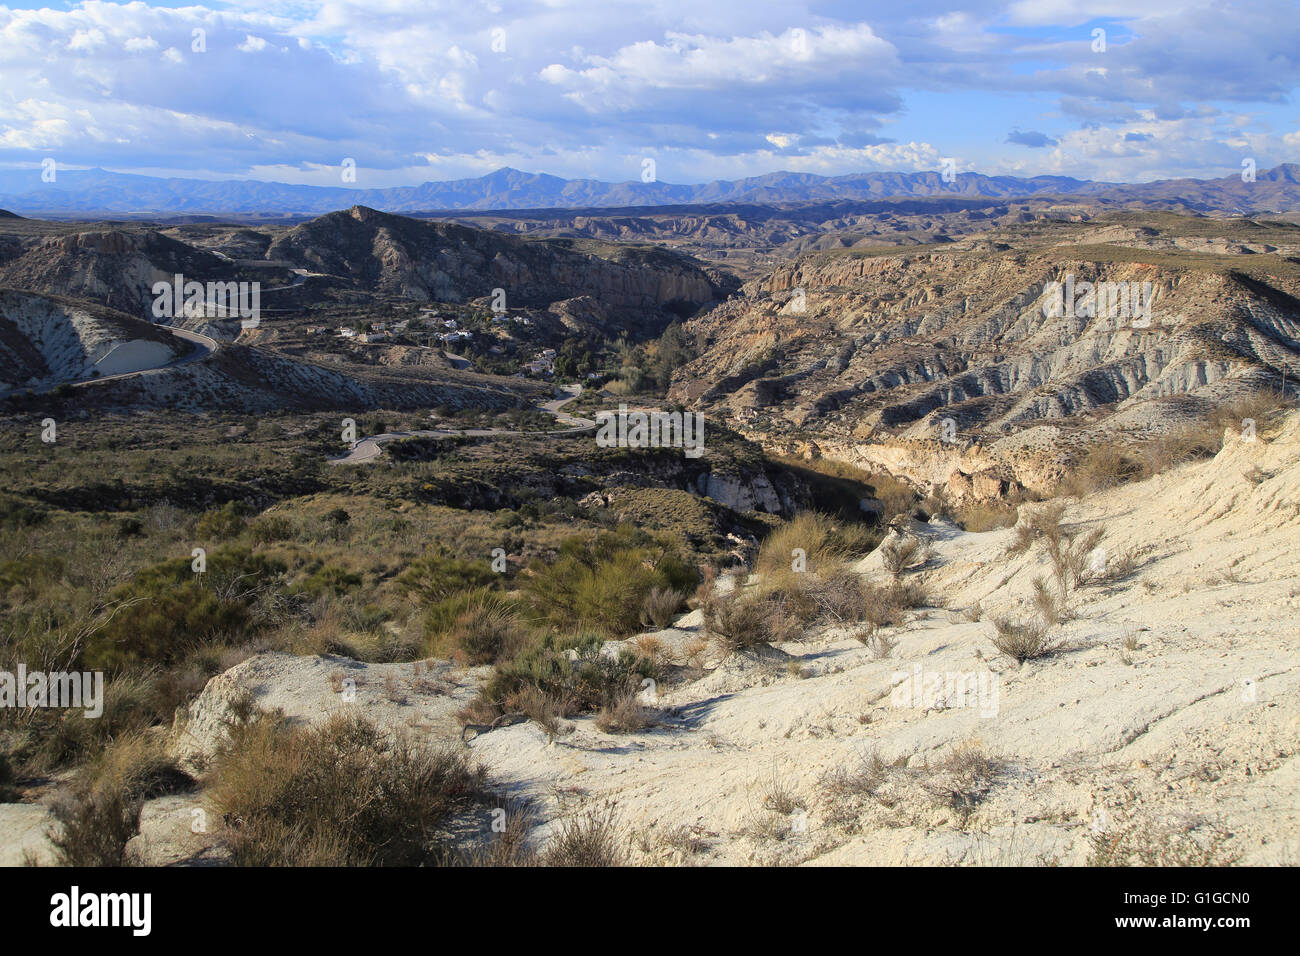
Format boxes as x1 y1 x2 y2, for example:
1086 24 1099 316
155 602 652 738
195 501 250 541
292 563 362 598
16 672 157 773
703 591 773 653
209 712 486 866
397 550 498 606
116 517 145 539
757 512 875 578
861 577 929 630
954 501 1019 532
542 804 625 867
249 514 295 544
473 634 656 724
1063 441 1143 496
990 616 1061 662
522 529 698 638
0 752 17 802
595 688 654 734
1088 815 1240 867
641 587 685 629
433 594 530 666
1139 422 1222 476
85 550 285 671
48 734 191 867
880 534 932 577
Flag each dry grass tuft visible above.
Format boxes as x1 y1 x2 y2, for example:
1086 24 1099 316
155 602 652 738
542 803 626 867
990 615 1062 662
208 711 486 866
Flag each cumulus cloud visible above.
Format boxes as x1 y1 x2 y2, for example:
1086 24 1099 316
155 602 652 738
0 0 1294 184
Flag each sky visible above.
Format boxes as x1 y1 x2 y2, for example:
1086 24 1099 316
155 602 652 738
0 0 1297 187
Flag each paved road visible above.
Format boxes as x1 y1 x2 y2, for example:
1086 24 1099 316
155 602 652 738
329 383 594 465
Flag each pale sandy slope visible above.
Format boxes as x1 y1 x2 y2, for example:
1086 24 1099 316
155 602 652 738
476 411 1300 865
10 412 1294 867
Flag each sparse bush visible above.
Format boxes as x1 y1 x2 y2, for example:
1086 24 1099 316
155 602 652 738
880 534 932 577
954 501 1019 532
860 576 930 632
1139 422 1222 476
822 749 892 801
641 587 685 629
990 616 1060 662
595 688 654 734
501 684 569 738
927 742 999 822
1006 503 1066 556
48 734 191 867
1031 576 1063 625
703 591 773 653
542 804 626 867
856 629 897 658
1064 441 1142 496
1089 815 1240 867
209 712 485 866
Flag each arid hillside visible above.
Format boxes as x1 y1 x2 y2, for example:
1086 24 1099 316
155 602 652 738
671 214 1300 495
7 406 1292 867
0 289 188 391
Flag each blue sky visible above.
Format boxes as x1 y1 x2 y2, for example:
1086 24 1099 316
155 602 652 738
0 0 1297 186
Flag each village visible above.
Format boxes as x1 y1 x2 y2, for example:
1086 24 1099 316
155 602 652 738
301 305 558 377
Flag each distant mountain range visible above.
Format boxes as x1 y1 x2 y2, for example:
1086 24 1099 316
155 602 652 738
1 164 1298 219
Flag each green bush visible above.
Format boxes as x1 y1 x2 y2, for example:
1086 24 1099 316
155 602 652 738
292 563 362 598
84 549 285 671
521 528 699 638
249 514 295 544
426 592 530 665
397 550 498 605
476 633 656 718
195 501 251 541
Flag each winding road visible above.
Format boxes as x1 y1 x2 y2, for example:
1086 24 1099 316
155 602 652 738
328 383 596 465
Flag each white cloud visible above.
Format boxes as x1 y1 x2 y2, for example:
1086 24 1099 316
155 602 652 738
0 1 1294 184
